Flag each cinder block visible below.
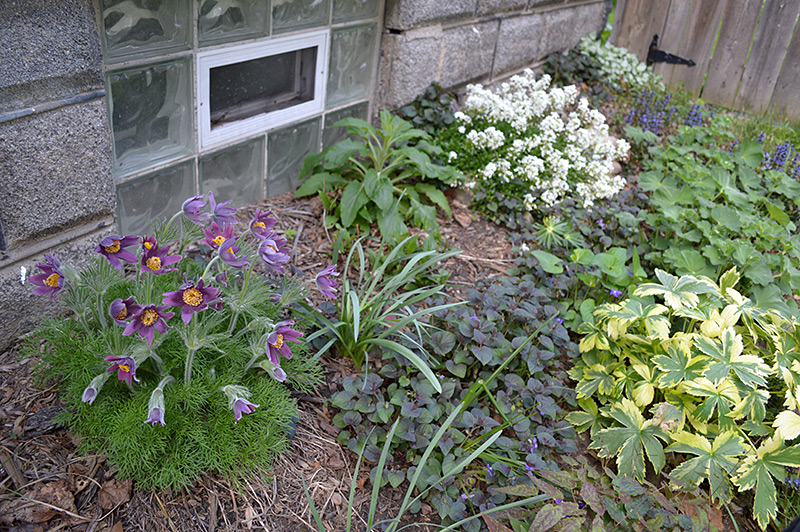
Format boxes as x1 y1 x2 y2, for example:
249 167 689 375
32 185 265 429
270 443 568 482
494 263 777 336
378 27 444 109
0 0 103 113
540 2 605 56
492 14 546 77
442 20 501 87
0 100 115 248
384 0 478 31
477 0 528 16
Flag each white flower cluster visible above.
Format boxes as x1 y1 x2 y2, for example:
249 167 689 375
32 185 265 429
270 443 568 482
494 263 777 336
578 35 664 90
455 69 630 210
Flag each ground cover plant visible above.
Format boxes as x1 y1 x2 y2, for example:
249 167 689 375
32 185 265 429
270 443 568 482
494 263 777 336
436 69 630 223
23 193 327 489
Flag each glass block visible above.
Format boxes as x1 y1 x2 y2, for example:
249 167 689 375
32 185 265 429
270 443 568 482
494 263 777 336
323 101 368 147
108 57 194 177
268 117 320 197
333 0 378 23
116 161 195 235
100 0 191 63
327 23 377 109
199 137 265 207
198 0 270 46
272 0 330 34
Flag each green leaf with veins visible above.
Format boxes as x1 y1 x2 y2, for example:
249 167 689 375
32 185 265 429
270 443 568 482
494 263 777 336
694 327 771 388
666 431 744 503
652 344 706 387
683 377 739 427
634 269 716 310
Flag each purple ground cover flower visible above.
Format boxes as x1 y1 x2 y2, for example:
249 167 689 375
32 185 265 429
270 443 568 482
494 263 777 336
249 209 277 239
219 237 249 268
141 244 182 275
258 233 290 274
609 288 624 298
109 297 141 326
202 222 235 249
233 398 259 423
123 304 174 346
30 253 67 301
266 320 303 367
95 235 139 270
208 191 238 226
182 194 211 226
106 355 140 384
162 278 221 323
314 265 339 299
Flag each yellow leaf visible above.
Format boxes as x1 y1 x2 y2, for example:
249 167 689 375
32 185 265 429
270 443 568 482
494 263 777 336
774 410 800 441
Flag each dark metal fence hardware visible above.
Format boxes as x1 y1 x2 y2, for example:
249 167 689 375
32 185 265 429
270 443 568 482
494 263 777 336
646 35 696 66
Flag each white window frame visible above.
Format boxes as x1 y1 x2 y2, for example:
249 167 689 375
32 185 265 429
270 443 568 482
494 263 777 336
197 29 329 150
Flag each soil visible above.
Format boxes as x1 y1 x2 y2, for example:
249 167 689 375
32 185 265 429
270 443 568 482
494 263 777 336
0 191 513 532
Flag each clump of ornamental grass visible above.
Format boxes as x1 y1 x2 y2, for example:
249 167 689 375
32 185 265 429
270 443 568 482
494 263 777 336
437 70 630 222
23 192 330 490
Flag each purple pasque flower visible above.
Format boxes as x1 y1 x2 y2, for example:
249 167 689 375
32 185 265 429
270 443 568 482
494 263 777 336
249 209 277 239
123 304 174 346
141 236 157 253
208 191 238 226
109 296 142 326
145 407 165 426
202 221 235 249
233 398 260 422
81 373 109 405
95 235 139 270
162 277 221 324
258 233 290 274
29 253 67 301
215 271 229 288
182 194 211 226
315 265 339 299
106 355 140 384
219 236 250 268
265 320 303 367
82 387 97 405
140 244 182 275
145 386 166 426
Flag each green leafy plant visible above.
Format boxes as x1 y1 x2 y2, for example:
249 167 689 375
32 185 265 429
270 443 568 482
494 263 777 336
307 235 462 393
296 109 458 241
22 193 324 489
567 266 800 528
397 82 458 135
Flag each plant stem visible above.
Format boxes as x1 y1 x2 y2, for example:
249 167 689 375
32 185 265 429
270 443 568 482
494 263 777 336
96 291 108 329
184 314 198 384
201 255 221 281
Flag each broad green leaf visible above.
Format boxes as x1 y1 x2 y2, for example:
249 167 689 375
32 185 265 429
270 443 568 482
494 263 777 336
570 248 595 265
415 183 452 216
744 257 774 286
340 180 369 228
528 504 563 532
667 431 743 503
729 386 769 423
592 398 665 480
653 344 706 387
363 168 381 199
576 364 616 399
577 321 609 352
683 377 740 425
295 172 348 197
481 512 513 532
565 398 600 433
530 250 564 274
323 137 362 167
580 480 604 517
663 247 714 277
710 204 742 231
766 201 791 227
694 327 771 388
732 436 800 529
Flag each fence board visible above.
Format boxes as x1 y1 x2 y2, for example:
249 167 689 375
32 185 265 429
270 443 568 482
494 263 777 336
667 0 726 96
769 28 800 120
734 0 800 114
702 0 764 108
614 0 657 62
608 0 627 44
654 0 692 79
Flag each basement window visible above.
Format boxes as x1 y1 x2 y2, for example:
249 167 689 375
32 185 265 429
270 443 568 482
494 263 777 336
197 30 328 149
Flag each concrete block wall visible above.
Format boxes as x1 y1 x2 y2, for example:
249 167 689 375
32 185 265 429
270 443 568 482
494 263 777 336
0 0 116 349
377 0 609 109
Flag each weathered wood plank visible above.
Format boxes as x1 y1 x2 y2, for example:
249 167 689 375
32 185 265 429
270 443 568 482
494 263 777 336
769 26 800 121
702 0 764 109
667 0 727 96
654 0 693 80
734 0 800 114
609 0 628 45
614 0 657 62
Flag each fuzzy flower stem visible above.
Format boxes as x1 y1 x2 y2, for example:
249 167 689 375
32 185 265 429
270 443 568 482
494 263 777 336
201 255 222 282
96 291 108 329
184 315 198 385
163 210 183 234
243 350 261 372
157 374 176 390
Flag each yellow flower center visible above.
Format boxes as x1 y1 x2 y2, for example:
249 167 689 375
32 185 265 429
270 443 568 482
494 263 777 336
253 221 266 230
104 240 121 254
146 257 162 271
141 309 158 326
182 288 203 307
115 307 127 320
271 334 284 349
45 273 61 287
118 364 130 373
143 241 153 250
213 235 226 247
226 247 235 255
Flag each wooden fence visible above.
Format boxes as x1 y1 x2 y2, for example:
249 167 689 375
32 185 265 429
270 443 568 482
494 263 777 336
610 0 800 122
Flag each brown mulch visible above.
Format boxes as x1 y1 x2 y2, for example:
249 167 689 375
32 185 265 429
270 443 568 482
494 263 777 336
0 192 513 532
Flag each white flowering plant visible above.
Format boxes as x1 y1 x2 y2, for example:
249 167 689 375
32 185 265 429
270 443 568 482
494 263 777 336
578 35 664 91
437 70 630 219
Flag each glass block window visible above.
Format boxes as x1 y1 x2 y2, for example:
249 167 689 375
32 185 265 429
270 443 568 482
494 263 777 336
99 1 382 234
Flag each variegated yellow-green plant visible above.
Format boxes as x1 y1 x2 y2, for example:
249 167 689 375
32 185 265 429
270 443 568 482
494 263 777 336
566 267 800 529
